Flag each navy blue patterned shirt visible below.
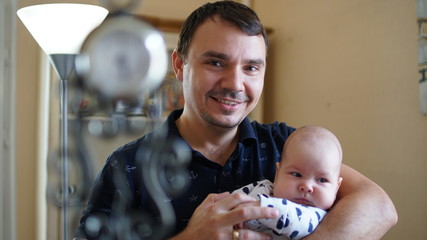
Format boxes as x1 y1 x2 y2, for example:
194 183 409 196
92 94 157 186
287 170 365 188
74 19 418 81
76 109 295 239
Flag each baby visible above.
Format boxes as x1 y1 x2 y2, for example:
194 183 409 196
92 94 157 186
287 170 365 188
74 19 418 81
233 125 343 239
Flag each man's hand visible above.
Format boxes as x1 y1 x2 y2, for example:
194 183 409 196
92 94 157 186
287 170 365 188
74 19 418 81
171 192 278 240
232 200 262 230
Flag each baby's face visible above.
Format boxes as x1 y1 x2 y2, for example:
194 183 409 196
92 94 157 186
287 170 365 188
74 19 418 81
273 138 342 210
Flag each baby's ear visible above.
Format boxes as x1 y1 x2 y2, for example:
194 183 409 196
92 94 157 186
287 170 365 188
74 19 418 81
337 177 343 190
273 162 281 182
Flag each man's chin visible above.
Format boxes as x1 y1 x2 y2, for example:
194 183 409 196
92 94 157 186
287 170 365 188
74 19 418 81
207 116 242 129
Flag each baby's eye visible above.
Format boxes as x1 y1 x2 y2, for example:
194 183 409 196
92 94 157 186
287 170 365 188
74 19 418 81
290 172 301 177
317 178 328 183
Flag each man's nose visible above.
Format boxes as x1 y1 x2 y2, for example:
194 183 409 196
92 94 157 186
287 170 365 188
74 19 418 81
222 67 244 91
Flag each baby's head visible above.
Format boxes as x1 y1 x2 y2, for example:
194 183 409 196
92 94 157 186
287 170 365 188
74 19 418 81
273 125 343 210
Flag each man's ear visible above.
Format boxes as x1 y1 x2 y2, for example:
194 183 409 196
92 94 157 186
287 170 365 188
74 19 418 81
172 49 184 82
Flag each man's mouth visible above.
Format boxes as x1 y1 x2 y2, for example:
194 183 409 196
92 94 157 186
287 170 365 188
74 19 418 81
216 98 239 106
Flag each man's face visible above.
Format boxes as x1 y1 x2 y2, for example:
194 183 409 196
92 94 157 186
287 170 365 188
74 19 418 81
173 17 266 129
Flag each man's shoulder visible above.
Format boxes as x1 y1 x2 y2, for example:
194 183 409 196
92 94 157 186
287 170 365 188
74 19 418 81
249 120 296 138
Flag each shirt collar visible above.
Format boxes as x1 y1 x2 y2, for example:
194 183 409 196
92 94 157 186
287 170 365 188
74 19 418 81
238 117 258 144
163 109 257 145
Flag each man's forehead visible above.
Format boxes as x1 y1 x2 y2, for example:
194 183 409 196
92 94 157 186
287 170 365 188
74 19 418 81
189 19 267 59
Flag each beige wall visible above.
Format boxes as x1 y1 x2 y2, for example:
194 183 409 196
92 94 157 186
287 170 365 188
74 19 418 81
16 6 39 240
256 0 426 239
15 0 426 239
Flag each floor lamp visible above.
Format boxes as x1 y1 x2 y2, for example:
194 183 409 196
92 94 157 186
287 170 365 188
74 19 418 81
17 4 108 240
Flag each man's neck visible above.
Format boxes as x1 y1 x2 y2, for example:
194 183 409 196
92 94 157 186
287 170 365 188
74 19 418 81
175 114 239 166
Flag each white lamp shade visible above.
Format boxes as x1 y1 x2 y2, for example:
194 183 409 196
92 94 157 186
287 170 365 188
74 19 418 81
17 3 108 54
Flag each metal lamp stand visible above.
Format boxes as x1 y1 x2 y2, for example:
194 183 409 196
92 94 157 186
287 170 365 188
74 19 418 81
49 54 76 240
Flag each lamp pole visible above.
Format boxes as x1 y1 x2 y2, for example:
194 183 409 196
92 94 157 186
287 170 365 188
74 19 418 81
50 54 76 240
17 4 107 239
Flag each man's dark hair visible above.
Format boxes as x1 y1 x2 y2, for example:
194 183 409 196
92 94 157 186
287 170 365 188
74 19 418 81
176 0 268 60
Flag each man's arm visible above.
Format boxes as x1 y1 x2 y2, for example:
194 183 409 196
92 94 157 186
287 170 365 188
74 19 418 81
171 192 279 240
304 164 398 240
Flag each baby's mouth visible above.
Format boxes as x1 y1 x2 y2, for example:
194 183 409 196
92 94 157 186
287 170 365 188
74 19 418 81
293 198 314 207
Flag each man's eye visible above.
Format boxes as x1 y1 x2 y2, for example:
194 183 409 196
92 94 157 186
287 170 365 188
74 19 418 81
245 65 259 72
207 60 222 67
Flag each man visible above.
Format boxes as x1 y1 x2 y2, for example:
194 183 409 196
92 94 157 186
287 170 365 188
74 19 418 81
76 1 397 240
